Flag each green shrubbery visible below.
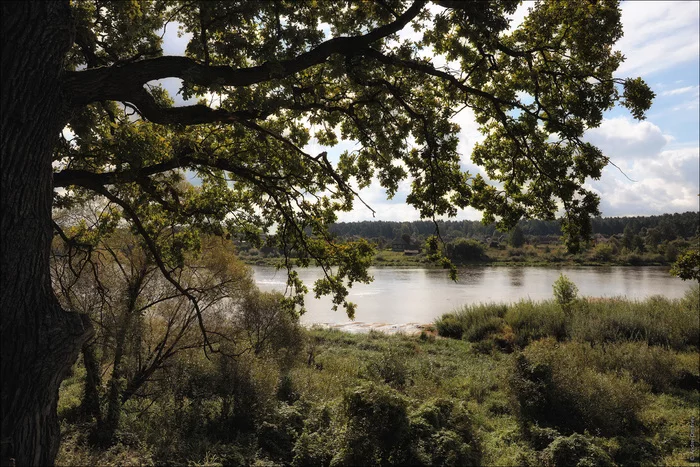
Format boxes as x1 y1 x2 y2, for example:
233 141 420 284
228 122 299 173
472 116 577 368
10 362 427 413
437 284 700 352
552 273 579 313
513 338 647 436
57 283 699 466
429 283 699 467
445 238 487 262
541 433 614 467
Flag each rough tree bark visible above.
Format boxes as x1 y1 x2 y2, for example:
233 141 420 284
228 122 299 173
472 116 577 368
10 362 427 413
1 2 92 466
80 342 103 425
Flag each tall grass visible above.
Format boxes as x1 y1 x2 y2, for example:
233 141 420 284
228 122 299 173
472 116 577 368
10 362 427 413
436 285 700 351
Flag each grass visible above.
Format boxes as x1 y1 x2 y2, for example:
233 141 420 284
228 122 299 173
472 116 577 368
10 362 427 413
56 286 700 466
436 289 699 352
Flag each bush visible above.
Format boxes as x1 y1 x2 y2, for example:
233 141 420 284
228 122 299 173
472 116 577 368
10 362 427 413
334 383 411 465
681 283 700 315
670 247 700 281
508 248 524 257
504 300 566 347
236 290 304 363
512 339 648 436
541 433 614 467
408 399 480 466
434 313 464 339
277 373 299 403
590 242 614 262
364 350 410 389
582 342 682 393
612 436 661 467
446 238 486 262
463 315 506 343
569 295 699 350
257 403 305 462
552 274 578 313
435 303 508 341
292 404 337 467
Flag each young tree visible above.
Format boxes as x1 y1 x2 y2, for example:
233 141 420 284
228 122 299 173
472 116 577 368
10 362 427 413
2 1 653 464
51 224 255 445
509 224 525 248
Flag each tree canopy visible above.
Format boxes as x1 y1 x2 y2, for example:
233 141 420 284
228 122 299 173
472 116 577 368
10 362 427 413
53 0 653 318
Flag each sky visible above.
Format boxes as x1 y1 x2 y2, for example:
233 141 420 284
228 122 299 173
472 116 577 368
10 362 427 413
157 1 699 222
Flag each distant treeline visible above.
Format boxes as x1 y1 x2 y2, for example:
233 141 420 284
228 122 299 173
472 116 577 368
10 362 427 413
330 211 699 242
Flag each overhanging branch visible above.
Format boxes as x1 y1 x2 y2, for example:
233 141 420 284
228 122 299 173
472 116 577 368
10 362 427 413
63 0 427 112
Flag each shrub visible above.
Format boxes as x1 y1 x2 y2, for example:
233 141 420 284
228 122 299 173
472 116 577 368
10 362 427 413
681 283 700 315
236 290 304 361
257 403 305 462
663 242 679 262
364 350 410 390
446 238 486 262
408 399 481 466
293 431 334 466
590 242 614 262
292 404 337 466
463 316 506 343
508 248 524 257
670 247 700 281
277 373 299 403
552 274 578 313
511 339 647 436
612 436 661 467
584 342 681 393
510 225 525 248
569 295 699 350
541 433 614 467
334 383 411 466
435 313 464 339
504 300 566 347
622 252 643 265
436 303 508 340
509 353 557 427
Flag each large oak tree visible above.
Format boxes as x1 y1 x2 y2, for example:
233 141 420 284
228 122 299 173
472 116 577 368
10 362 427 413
1 0 652 464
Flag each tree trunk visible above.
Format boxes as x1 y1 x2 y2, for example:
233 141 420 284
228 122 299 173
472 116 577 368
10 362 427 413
102 275 144 446
103 323 129 446
1 2 92 466
80 342 103 425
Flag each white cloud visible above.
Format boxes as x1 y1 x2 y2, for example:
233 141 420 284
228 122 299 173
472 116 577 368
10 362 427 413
662 85 700 97
453 107 485 171
584 117 699 216
615 1 700 76
585 117 671 160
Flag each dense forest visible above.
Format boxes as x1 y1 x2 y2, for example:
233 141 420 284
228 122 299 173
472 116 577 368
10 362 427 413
329 211 700 243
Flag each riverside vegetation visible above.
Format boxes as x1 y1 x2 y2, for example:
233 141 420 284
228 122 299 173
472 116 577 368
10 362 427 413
237 213 699 268
57 275 699 466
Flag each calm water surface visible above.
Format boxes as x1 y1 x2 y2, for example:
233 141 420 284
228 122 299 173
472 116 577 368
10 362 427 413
252 265 693 325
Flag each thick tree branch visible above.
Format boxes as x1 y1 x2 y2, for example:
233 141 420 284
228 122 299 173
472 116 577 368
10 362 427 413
63 1 427 109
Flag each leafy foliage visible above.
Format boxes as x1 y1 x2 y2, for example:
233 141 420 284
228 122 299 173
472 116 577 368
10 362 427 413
552 274 578 313
445 238 486 262
671 246 700 281
53 0 656 322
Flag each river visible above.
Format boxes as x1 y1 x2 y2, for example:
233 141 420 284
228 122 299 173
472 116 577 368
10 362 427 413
252 265 694 325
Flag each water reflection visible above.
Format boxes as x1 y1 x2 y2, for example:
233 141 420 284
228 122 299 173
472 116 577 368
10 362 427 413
508 267 524 287
252 265 692 325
